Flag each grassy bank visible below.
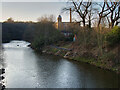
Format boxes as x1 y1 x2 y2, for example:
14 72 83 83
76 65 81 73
25 17 120 74
41 41 120 74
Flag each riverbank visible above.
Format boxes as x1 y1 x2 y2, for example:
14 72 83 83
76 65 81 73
41 41 120 74
4 40 120 88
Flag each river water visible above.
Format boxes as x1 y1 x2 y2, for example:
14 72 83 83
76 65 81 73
3 40 120 88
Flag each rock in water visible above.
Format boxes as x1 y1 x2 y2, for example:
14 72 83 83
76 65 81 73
64 52 71 58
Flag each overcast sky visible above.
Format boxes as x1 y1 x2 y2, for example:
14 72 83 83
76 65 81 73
1 2 73 22
0 0 118 22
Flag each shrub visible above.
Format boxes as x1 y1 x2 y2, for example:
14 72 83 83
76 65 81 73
106 26 120 46
31 21 65 50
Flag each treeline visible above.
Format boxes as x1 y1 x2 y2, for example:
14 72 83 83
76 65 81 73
63 0 120 28
2 16 66 51
2 22 34 43
24 16 65 50
60 0 120 60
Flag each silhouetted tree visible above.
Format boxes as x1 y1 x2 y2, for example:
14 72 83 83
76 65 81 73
6 17 14 23
105 1 120 28
63 0 92 27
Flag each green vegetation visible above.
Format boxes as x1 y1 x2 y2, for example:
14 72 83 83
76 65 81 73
2 22 34 43
2 17 65 49
30 16 65 50
106 26 120 46
2 16 120 73
41 24 120 73
74 56 95 63
50 48 59 53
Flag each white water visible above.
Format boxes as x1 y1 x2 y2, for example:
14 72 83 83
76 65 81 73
3 40 31 48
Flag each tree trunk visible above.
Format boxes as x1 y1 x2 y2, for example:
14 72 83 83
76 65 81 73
83 18 86 27
111 20 115 28
88 16 91 28
98 17 101 27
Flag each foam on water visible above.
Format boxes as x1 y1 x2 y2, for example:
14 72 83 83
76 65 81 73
3 40 31 48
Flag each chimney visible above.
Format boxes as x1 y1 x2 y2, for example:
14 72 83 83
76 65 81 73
70 8 72 23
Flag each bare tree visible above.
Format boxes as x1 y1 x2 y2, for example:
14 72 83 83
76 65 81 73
86 2 97 28
105 1 120 28
97 0 120 28
63 0 92 27
6 17 14 23
37 15 55 23
97 2 109 27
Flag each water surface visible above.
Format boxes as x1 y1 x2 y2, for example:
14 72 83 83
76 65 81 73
3 40 120 88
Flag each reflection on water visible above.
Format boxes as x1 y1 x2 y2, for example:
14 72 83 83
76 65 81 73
3 40 120 88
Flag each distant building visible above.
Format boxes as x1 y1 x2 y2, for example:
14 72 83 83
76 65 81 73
55 8 80 37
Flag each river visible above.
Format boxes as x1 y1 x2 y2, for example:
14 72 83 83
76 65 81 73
3 40 120 88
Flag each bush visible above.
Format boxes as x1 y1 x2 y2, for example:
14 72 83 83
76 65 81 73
31 21 65 50
106 26 120 46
